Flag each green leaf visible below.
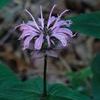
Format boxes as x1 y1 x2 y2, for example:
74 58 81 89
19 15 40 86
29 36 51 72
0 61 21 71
0 0 12 9
66 67 92 89
0 61 20 87
47 84 90 100
91 53 100 100
69 11 100 38
0 77 43 100
0 62 43 100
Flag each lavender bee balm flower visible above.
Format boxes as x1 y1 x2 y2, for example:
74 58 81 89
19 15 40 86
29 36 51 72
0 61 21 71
18 5 73 57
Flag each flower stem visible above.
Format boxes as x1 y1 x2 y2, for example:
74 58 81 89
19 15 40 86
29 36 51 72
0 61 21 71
43 54 47 96
41 54 47 100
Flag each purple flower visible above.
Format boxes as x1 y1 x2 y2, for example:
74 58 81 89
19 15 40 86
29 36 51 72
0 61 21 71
17 5 73 57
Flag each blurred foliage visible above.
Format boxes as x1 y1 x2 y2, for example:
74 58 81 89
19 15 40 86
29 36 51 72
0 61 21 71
0 62 42 100
0 0 12 9
69 11 100 38
0 62 89 100
91 53 100 100
66 67 92 92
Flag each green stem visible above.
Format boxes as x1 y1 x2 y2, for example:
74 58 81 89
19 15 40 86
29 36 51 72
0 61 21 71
41 54 47 100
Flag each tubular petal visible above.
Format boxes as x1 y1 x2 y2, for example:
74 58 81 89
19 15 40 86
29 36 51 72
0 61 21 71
47 5 56 28
23 36 34 50
47 16 57 28
19 31 38 39
52 9 69 29
19 31 31 39
40 6 44 29
20 24 39 32
34 34 44 50
56 28 73 37
52 33 67 47
51 20 70 29
25 9 40 30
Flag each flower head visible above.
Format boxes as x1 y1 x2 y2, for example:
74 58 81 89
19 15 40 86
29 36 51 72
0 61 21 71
17 5 73 57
